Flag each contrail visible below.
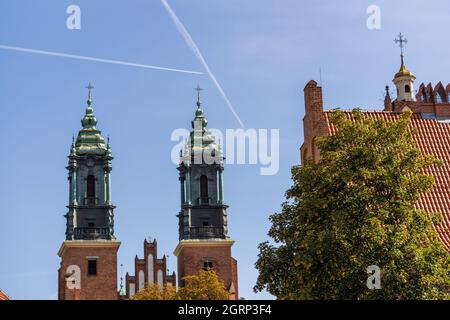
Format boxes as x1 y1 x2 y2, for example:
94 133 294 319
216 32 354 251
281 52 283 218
160 0 245 128
0 44 203 75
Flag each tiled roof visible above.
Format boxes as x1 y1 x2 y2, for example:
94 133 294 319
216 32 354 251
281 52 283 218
0 289 10 300
323 111 450 251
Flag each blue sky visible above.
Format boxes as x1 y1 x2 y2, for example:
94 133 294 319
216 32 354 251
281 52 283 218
1 0 450 300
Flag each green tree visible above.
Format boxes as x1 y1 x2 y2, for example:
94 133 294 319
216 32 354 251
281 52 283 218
255 109 449 299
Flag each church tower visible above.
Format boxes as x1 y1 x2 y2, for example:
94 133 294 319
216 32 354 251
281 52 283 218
58 85 120 300
174 89 238 299
393 33 416 102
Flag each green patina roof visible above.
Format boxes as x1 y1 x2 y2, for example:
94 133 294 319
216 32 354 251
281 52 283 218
72 95 108 156
191 94 208 129
181 94 223 163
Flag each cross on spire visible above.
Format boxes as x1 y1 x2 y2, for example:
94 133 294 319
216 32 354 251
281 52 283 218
195 85 203 93
86 83 94 101
394 32 408 56
195 85 203 107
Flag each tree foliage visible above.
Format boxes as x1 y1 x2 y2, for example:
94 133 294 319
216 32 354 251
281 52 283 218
132 283 178 300
255 109 450 299
178 269 230 300
132 269 229 300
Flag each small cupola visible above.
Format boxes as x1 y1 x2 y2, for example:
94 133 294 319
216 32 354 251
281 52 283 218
392 33 416 102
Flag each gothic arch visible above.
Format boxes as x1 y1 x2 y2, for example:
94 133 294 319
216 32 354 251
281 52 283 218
426 83 434 103
434 82 447 103
417 84 427 102
446 83 450 103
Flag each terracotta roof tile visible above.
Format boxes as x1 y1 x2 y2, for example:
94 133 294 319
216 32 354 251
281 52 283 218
323 111 450 251
0 289 10 300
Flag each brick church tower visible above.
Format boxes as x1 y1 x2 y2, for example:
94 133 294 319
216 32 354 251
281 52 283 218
174 89 238 299
58 85 120 300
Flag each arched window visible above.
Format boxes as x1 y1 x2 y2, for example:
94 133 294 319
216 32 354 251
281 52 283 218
437 87 446 103
200 175 208 202
87 175 95 198
405 85 411 93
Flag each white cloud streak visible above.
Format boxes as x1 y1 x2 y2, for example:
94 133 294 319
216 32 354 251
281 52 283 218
160 0 245 128
0 44 203 75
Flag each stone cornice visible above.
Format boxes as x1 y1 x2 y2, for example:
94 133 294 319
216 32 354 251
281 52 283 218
58 240 121 257
173 239 234 257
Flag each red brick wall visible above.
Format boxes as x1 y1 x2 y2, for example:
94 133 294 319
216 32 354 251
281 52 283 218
125 274 135 299
58 243 119 300
177 243 238 299
135 258 145 292
301 80 329 164
231 257 239 299
144 239 157 284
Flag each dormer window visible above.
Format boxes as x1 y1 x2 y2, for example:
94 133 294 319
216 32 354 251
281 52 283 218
405 85 411 93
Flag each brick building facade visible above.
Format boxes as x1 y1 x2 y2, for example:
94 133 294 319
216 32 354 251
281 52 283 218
125 239 176 298
300 50 450 251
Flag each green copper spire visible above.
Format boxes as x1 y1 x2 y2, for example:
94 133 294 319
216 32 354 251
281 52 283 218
106 135 112 157
73 84 108 156
192 85 208 129
81 83 97 128
70 135 77 156
182 87 222 165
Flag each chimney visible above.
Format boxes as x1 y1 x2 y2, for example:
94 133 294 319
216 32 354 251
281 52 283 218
304 80 323 122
